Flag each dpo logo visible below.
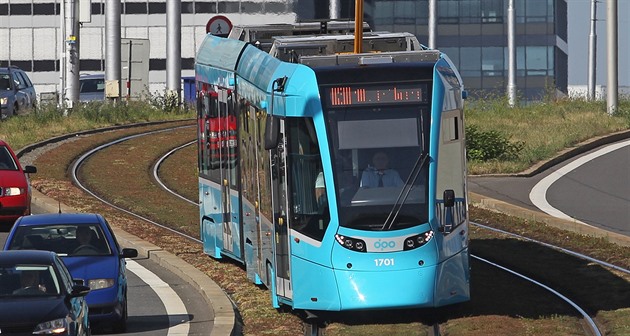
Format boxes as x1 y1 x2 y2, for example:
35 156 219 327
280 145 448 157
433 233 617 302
374 240 396 250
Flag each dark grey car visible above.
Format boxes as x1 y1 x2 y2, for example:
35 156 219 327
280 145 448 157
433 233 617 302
0 66 37 119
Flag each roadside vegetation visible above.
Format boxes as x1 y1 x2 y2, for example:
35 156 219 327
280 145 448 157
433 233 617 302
0 99 194 151
465 96 630 174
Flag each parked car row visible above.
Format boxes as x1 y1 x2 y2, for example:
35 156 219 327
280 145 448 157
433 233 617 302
0 66 37 119
0 139 137 334
1 66 105 120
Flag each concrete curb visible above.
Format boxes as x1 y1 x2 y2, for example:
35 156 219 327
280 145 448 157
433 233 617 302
30 189 236 336
469 191 630 247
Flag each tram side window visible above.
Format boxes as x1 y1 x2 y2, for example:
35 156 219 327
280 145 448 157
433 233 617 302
286 118 329 241
197 91 206 174
206 90 222 183
197 90 216 177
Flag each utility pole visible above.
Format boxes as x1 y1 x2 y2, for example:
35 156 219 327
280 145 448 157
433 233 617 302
63 0 80 111
428 0 436 49
587 0 597 100
330 0 340 19
59 0 66 107
105 0 121 103
507 0 517 107
166 0 182 105
606 0 618 115
354 0 363 54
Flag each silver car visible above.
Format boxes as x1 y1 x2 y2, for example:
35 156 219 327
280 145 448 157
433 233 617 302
79 74 105 102
0 66 37 119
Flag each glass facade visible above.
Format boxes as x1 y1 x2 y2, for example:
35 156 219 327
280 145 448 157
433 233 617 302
353 0 568 101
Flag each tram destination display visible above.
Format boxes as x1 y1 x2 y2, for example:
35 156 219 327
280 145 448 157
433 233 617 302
326 83 429 107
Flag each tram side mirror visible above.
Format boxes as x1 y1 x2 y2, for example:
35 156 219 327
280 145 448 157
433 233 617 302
264 116 280 150
443 189 455 208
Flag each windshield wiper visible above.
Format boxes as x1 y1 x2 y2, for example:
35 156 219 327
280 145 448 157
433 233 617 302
381 152 429 231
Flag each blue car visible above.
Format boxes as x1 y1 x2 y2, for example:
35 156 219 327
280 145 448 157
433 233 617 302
4 213 138 333
0 250 91 335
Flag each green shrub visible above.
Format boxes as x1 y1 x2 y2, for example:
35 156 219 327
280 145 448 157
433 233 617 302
466 124 524 162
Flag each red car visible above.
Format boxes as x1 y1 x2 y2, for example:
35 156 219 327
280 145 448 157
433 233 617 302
0 140 36 226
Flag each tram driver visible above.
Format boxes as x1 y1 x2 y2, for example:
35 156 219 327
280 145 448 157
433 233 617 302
360 151 404 188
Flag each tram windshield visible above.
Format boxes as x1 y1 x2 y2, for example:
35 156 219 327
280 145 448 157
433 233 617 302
326 104 430 231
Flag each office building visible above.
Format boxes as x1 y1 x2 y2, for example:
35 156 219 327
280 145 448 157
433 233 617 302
0 0 568 102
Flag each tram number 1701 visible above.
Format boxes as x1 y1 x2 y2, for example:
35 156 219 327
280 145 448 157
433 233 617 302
374 258 395 266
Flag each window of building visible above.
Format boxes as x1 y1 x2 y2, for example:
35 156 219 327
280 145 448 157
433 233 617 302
195 2 215 14
482 47 503 77
517 0 553 23
374 1 394 26
526 46 548 75
33 4 55 15
438 0 459 24
481 0 503 23
393 1 416 25
414 0 428 25
459 0 481 24
10 4 32 15
440 47 460 70
182 2 194 14
459 47 481 77
125 2 147 15
148 3 166 14
265 2 287 14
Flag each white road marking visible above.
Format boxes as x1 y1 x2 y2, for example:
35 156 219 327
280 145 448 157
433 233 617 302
529 139 630 227
126 260 190 336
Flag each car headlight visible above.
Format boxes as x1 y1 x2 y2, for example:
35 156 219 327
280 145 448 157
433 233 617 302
0 97 7 105
88 278 115 290
4 187 24 196
33 318 67 334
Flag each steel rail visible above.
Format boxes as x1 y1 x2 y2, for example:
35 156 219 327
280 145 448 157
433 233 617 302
69 125 202 244
472 255 601 336
472 222 630 275
152 140 198 206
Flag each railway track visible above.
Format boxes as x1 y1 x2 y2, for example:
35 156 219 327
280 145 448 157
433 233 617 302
20 123 628 336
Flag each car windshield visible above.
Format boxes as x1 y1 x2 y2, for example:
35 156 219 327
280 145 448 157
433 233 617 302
0 264 61 297
8 224 112 257
80 78 105 93
0 146 19 170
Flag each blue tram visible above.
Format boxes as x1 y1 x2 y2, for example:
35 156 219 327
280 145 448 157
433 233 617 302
195 29 469 311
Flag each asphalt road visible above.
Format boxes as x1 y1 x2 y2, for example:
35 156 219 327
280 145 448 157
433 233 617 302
470 138 630 238
0 203 214 336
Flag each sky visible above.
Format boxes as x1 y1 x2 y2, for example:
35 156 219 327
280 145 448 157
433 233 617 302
568 0 629 86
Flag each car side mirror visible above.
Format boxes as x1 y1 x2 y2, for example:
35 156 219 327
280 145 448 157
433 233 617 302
264 116 280 150
121 248 138 259
70 284 90 297
24 165 37 174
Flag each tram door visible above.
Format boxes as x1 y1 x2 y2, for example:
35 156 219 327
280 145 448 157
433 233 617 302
218 88 237 255
270 120 292 299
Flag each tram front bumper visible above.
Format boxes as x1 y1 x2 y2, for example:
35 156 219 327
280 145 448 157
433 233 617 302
291 256 445 311
332 266 437 310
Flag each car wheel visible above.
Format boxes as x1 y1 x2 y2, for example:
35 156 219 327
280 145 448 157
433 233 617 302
12 103 18 116
112 294 128 333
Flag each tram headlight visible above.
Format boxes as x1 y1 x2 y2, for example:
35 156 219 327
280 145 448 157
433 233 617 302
335 234 367 252
403 230 434 251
